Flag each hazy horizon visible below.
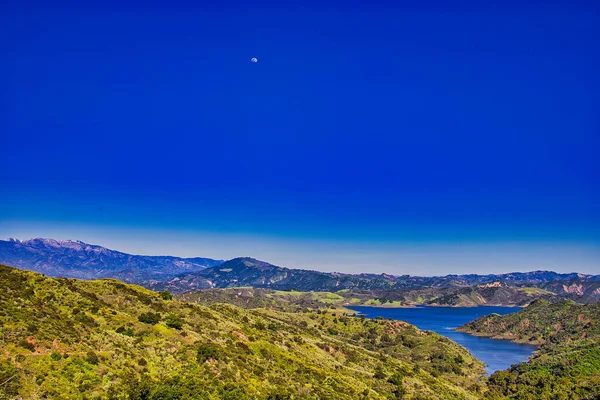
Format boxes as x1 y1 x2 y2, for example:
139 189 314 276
2 227 599 276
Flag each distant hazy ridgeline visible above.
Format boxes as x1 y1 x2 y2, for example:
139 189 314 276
2 239 599 306
0 238 223 283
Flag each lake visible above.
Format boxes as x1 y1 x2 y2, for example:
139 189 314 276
348 305 537 374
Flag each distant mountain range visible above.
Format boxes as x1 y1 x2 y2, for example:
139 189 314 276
148 258 600 303
145 257 403 293
1 238 599 300
0 238 223 283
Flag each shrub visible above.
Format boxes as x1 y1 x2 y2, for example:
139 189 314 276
50 352 62 361
267 388 293 399
197 343 221 363
86 351 99 365
159 291 173 301
0 360 20 396
164 314 184 330
75 313 98 327
373 365 386 379
116 326 135 337
19 339 35 352
138 312 161 325
388 372 404 386
389 372 407 399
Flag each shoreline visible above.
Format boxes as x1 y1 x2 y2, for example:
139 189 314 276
453 328 542 346
349 304 537 346
346 303 525 309
345 304 539 375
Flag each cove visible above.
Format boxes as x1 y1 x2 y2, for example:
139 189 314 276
347 305 537 374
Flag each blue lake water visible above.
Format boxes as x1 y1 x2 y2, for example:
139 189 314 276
348 305 537 374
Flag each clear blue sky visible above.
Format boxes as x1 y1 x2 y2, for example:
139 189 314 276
1 0 599 274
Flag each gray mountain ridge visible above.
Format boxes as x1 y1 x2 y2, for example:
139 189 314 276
145 256 600 296
0 238 224 283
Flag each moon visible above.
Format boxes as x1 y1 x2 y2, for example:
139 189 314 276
251 57 258 63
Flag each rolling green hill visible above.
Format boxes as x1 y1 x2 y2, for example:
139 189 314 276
457 299 600 399
177 284 555 312
0 264 485 400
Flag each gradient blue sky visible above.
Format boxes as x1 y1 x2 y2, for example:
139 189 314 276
1 0 599 275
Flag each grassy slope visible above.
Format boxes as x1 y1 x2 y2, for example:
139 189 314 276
0 265 485 400
457 299 600 399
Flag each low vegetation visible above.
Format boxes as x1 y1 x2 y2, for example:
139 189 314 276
178 285 555 312
458 299 600 399
3 262 598 400
0 264 485 399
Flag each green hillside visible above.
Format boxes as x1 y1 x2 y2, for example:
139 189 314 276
458 299 600 399
0 264 485 399
177 285 554 312
177 287 370 311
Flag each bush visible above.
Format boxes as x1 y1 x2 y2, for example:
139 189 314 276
75 313 98 327
197 343 221 363
159 291 173 300
116 326 135 337
267 388 293 399
86 351 99 365
50 352 62 361
0 360 20 397
373 365 385 379
138 312 161 325
19 339 35 352
389 372 407 399
164 314 184 330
